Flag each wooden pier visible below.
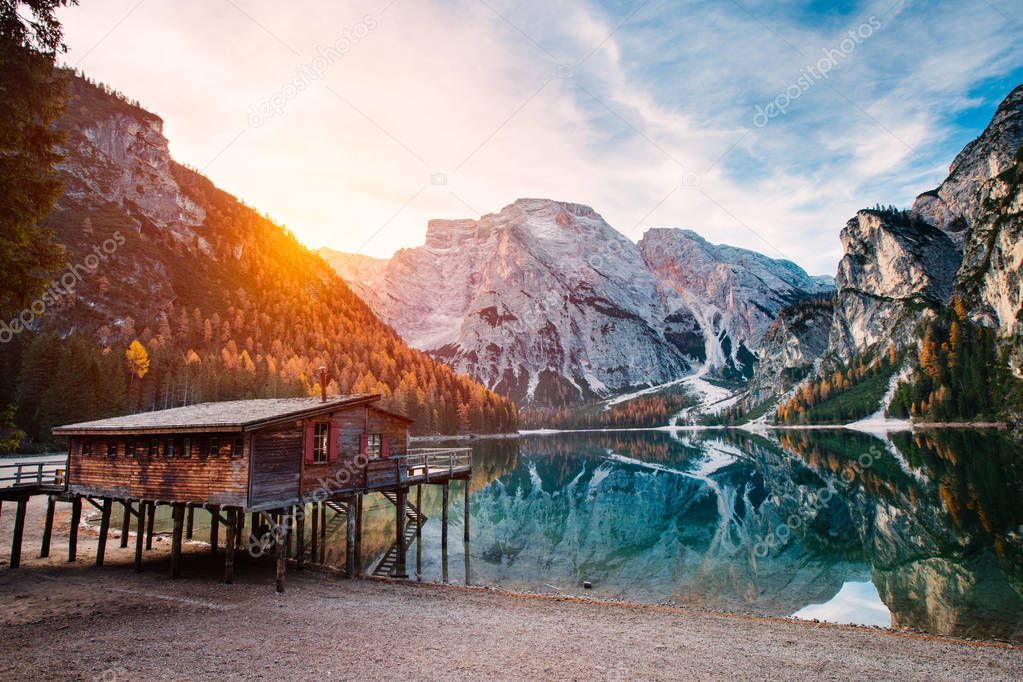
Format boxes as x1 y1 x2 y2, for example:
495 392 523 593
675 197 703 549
2 392 473 592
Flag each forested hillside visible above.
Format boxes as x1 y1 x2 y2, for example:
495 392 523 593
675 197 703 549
0 73 516 449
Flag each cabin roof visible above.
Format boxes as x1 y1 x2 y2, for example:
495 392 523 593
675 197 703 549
52 394 384 435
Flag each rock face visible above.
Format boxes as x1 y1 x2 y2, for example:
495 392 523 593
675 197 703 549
828 85 1023 363
828 210 962 361
747 298 834 405
954 158 1023 348
46 81 212 321
59 107 205 243
324 199 701 405
911 85 1023 237
749 82 1023 412
323 202 834 405
915 83 1023 352
639 228 833 378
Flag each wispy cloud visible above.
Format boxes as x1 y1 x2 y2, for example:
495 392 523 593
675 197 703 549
59 0 1023 274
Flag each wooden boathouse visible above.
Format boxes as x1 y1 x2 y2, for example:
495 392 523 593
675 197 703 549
2 389 471 591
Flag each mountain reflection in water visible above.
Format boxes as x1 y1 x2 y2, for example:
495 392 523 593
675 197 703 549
368 428 1022 642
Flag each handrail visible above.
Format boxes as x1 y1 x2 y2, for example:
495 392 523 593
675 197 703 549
0 458 67 488
402 448 472 482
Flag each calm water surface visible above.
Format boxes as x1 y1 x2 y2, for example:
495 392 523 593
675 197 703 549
130 428 1023 641
384 429 1023 641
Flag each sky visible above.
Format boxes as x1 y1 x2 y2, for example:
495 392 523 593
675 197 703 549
57 0 1023 275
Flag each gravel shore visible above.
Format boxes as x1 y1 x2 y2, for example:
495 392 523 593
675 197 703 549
1 496 1021 680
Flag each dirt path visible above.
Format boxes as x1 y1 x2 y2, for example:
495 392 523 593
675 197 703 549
1 496 1021 680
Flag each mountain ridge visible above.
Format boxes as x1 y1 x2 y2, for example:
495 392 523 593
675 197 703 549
2 71 518 444
322 199 832 406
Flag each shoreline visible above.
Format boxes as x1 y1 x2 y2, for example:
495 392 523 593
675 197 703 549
1 496 1021 679
411 419 1014 442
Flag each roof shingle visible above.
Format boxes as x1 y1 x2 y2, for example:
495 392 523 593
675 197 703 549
52 394 379 435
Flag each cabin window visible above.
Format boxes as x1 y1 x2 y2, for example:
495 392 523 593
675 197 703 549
182 437 191 459
148 438 159 457
233 436 244 458
208 437 219 457
312 422 329 463
366 433 381 459
166 439 176 458
107 440 118 458
81 440 92 457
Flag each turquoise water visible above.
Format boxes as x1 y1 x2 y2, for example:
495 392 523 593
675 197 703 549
119 428 1023 641
379 429 1023 641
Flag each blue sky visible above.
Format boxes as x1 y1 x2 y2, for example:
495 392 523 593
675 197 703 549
59 0 1023 274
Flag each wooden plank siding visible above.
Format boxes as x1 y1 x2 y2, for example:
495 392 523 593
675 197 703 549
249 423 302 507
67 433 249 505
63 398 416 510
298 405 412 499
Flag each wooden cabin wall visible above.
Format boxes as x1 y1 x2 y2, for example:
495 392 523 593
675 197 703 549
367 408 409 455
249 422 303 507
67 433 249 505
299 405 411 497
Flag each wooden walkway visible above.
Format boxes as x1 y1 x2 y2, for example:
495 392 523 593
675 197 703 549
1 449 473 588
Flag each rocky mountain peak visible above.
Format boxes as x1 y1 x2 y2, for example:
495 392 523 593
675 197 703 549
828 208 961 361
639 227 833 378
912 84 1023 235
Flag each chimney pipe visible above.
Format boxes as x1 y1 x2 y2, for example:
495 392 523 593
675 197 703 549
319 366 327 402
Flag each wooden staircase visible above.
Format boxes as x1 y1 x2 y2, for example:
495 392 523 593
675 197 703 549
370 520 417 577
381 491 427 524
324 500 349 516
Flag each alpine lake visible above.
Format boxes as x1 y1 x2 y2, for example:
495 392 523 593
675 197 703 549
135 427 1023 642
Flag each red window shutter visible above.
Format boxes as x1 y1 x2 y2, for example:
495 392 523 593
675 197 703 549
328 420 340 463
303 421 315 464
381 434 390 458
359 434 368 457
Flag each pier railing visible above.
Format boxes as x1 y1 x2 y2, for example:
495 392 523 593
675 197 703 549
0 458 67 490
404 447 472 481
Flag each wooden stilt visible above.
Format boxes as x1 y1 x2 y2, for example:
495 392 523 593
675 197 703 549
96 498 112 567
345 496 356 578
463 479 470 543
319 502 327 563
415 514 422 581
224 509 236 584
209 505 220 554
353 494 363 577
235 509 244 547
120 500 131 548
296 504 305 569
10 498 27 568
271 511 280 556
286 506 294 558
185 504 194 540
275 509 286 593
310 502 319 564
416 484 423 539
394 487 407 578
68 495 82 563
441 483 449 550
133 500 146 572
170 503 184 578
145 501 156 550
250 512 258 547
39 495 56 558
442 543 449 584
